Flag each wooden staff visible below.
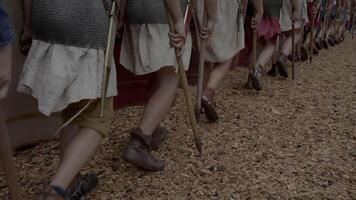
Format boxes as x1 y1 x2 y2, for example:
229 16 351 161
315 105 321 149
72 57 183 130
191 0 207 122
191 0 201 49
247 9 257 89
163 1 202 155
251 31 257 73
310 10 316 65
292 20 296 80
323 13 329 41
352 6 355 39
100 0 119 117
0 108 23 200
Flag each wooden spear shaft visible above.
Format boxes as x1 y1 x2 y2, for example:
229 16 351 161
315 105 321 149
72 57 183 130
310 14 315 65
191 0 208 122
323 13 328 41
252 31 257 72
292 20 296 80
163 1 202 155
100 0 119 117
191 0 201 50
249 11 257 74
0 108 23 200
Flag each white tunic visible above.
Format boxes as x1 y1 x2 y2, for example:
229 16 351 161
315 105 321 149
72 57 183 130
17 40 118 116
120 24 192 75
280 0 309 32
196 0 245 62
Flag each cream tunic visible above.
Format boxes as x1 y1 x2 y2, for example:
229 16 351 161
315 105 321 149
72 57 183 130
120 24 192 75
196 0 245 62
280 0 309 31
18 40 118 116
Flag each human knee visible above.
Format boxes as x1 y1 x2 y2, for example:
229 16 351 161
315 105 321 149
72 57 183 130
157 67 179 90
62 98 114 137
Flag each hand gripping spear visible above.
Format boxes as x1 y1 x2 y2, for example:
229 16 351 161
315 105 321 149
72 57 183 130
100 0 120 117
163 0 202 155
0 108 23 200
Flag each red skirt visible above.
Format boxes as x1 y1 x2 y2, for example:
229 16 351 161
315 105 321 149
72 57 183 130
306 2 321 28
238 16 281 67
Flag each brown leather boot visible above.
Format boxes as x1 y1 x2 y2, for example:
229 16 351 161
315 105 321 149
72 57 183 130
276 53 289 78
300 46 309 61
123 128 166 171
150 126 168 151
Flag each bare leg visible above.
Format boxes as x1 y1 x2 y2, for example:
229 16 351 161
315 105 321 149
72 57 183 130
281 31 301 56
0 44 12 99
256 40 275 67
304 31 311 47
316 27 324 41
60 125 79 160
205 59 232 92
139 67 179 136
49 128 102 190
200 59 232 121
203 62 213 90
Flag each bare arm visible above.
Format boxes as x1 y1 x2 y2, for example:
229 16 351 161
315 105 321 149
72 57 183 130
313 0 321 16
290 0 299 11
252 0 263 31
199 0 217 39
252 0 263 15
240 0 248 19
290 0 299 20
164 0 186 55
164 0 185 24
21 0 32 32
118 0 127 30
205 0 217 21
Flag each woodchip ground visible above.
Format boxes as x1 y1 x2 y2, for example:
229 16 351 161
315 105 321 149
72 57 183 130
1 35 355 199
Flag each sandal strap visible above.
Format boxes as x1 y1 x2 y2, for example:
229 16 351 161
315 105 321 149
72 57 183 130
52 186 69 199
69 173 98 200
130 128 153 149
39 185 69 200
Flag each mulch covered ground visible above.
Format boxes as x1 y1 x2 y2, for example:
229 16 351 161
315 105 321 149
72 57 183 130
1 36 355 199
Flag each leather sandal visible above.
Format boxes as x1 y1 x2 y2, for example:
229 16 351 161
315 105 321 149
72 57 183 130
150 126 168 151
249 64 263 91
201 96 219 122
328 37 335 46
68 173 98 200
267 64 278 77
276 54 289 78
123 128 165 171
323 40 329 49
300 46 309 61
315 40 323 50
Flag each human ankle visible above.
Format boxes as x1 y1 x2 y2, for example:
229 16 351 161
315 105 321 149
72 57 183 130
203 87 215 99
